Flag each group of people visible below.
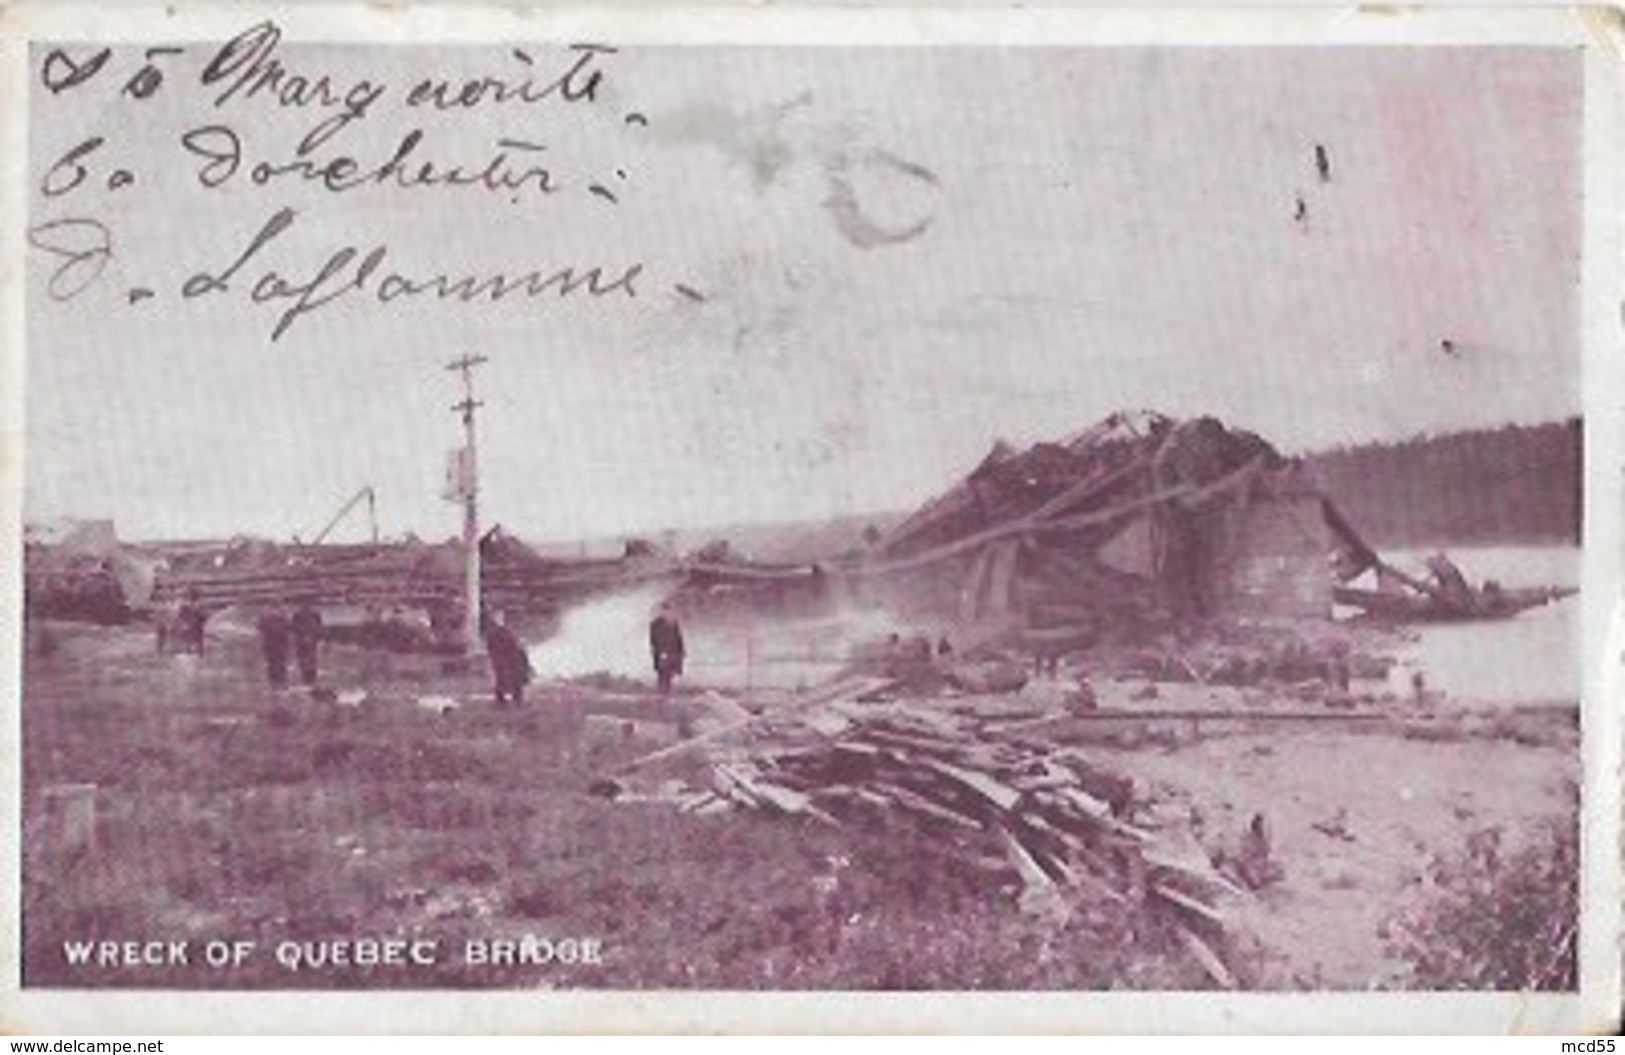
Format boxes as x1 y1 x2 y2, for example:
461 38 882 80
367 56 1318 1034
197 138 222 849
159 588 689 704
257 597 325 689
482 603 687 705
155 589 208 655
156 590 326 689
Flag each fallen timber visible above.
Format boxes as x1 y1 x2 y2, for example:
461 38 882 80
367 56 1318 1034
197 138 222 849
602 681 1248 988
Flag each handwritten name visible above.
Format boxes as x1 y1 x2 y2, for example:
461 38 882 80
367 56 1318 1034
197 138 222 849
201 21 613 152
182 207 643 341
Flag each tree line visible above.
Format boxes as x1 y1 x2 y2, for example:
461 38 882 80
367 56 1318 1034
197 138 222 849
1306 418 1582 548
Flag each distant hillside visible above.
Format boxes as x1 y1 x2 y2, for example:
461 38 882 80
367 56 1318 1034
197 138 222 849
1306 419 1581 548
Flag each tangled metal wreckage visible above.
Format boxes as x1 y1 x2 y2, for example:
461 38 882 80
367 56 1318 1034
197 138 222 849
28 409 1570 634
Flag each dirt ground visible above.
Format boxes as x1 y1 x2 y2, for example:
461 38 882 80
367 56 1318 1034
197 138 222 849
20 617 1577 990
1094 723 1576 988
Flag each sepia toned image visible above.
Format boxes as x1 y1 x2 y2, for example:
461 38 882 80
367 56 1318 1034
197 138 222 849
3 3 1619 1034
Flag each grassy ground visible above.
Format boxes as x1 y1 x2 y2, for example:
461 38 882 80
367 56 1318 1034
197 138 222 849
22 618 1577 990
22 620 1197 990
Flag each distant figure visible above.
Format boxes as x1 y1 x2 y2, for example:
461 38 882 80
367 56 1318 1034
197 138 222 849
173 588 207 655
1315 143 1332 183
649 605 686 699
484 610 532 707
156 596 182 654
291 598 323 687
256 601 292 688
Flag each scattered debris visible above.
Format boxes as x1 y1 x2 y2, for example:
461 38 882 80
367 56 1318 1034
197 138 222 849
1313 808 1357 843
606 676 1249 983
1226 812 1285 891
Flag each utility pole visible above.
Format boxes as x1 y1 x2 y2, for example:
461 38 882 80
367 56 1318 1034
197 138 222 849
446 353 488 652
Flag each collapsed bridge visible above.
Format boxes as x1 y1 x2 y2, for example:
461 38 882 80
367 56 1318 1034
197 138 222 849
28 410 1554 638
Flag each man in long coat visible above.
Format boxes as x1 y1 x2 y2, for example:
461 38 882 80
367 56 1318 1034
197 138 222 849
648 605 686 699
484 610 532 706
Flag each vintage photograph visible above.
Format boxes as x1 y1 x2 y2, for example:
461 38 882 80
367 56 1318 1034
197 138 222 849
7 6 1614 1025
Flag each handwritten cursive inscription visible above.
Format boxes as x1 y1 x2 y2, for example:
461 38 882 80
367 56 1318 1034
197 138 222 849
183 207 642 341
28 22 680 346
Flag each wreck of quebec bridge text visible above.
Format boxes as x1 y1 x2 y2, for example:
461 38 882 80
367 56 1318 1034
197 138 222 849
63 936 605 971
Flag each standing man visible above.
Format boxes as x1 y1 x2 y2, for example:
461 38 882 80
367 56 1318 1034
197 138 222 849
174 587 207 655
291 595 324 687
256 600 292 689
484 610 532 707
648 603 686 699
155 594 182 654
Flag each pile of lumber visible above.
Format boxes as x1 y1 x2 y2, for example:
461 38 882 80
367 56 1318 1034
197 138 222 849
608 676 1246 986
151 541 463 610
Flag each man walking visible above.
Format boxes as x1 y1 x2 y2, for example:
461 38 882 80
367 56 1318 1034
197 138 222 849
648 604 686 699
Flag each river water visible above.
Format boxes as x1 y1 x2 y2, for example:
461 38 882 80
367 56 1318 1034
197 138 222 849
1370 546 1579 708
526 545 1582 705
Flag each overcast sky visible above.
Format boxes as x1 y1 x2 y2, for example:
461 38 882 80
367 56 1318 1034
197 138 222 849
26 40 1579 543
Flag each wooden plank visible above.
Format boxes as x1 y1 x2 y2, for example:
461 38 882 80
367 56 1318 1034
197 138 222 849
996 826 1056 891
1142 834 1248 898
711 764 765 807
917 758 1023 812
801 709 852 737
849 787 896 809
1006 764 1078 792
873 783 985 830
1054 786 1114 821
617 676 898 774
1174 925 1237 990
678 791 722 813
1040 708 1387 723
1153 882 1227 926
736 773 813 815
850 728 967 758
